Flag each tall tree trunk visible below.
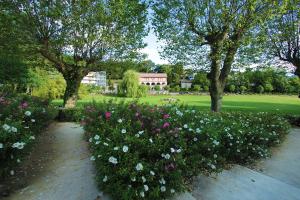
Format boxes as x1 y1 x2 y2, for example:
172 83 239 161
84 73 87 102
208 41 223 112
210 81 223 112
63 70 86 108
295 66 300 98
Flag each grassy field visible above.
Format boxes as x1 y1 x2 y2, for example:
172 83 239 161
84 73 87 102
52 94 300 115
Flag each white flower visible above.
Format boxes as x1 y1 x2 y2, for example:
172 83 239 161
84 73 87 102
170 189 175 193
159 178 166 185
90 156 96 161
103 176 108 182
131 177 136 182
183 124 188 129
136 163 143 171
149 138 153 143
17 159 21 163
0 143 3 149
25 111 31 116
138 130 144 135
10 170 14 176
118 119 123 123
29 136 35 140
193 137 198 142
170 148 175 153
121 129 126 134
2 124 10 131
160 186 166 192
11 127 17 133
177 148 182 153
213 140 220 146
89 138 93 143
12 142 25 149
196 128 201 133
95 141 100 145
140 191 145 197
122 145 129 153
31 119 35 123
142 176 147 183
135 134 140 138
113 146 119 150
144 185 149 192
164 154 170 160
108 156 118 164
94 135 100 140
150 171 155 176
210 164 216 170
103 142 109 146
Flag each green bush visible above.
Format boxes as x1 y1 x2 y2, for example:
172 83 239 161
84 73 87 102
154 85 161 91
137 85 149 97
256 85 264 94
164 85 170 91
193 85 201 92
228 85 236 93
239 86 247 94
264 83 274 93
203 85 209 92
83 102 290 200
0 94 57 180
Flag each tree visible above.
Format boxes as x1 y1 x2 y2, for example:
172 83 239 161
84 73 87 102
152 0 285 111
8 0 148 108
119 70 139 98
193 71 210 90
264 1 300 96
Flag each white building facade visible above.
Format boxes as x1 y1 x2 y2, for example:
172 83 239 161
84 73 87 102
81 71 106 87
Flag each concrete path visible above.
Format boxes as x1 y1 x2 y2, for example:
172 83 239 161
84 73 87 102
191 128 300 200
4 122 108 200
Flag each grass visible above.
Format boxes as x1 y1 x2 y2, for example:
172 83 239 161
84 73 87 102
52 94 300 115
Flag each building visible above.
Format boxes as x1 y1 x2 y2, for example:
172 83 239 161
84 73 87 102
81 71 106 87
180 79 193 89
139 73 168 88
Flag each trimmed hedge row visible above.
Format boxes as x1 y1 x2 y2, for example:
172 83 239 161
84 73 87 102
82 101 290 200
0 94 57 180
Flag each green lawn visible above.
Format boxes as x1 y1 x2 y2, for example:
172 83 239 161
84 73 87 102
52 94 300 115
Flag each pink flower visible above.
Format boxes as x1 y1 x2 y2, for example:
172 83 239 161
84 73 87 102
105 112 111 120
135 112 140 117
163 114 170 119
20 102 28 109
162 122 170 129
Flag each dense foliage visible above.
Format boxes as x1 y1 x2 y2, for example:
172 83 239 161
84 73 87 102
83 101 290 200
0 94 56 180
119 70 148 98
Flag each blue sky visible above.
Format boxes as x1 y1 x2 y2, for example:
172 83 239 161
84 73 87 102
141 29 169 65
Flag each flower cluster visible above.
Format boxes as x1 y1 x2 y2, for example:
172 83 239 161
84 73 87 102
83 101 290 200
0 93 56 180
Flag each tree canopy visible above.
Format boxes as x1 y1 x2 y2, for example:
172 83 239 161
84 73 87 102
6 0 149 107
152 0 287 111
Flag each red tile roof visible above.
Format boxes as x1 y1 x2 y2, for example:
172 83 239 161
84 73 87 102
139 73 167 78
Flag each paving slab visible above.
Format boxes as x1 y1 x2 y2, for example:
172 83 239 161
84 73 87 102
255 128 300 188
192 165 300 200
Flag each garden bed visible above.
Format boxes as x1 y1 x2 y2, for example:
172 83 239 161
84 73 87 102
82 101 290 200
0 93 57 181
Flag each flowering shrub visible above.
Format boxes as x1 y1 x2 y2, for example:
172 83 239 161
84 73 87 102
83 101 290 200
0 94 57 179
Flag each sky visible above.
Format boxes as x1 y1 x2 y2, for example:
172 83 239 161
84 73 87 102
141 29 169 65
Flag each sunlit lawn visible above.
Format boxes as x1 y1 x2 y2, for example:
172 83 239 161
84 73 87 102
52 94 300 115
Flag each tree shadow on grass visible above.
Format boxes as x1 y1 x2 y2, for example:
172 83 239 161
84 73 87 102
186 100 300 115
